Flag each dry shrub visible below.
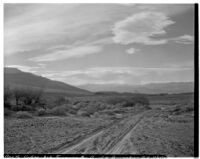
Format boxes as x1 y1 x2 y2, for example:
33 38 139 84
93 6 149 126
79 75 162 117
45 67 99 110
13 88 43 106
106 95 149 107
54 96 69 105
77 110 90 117
37 109 46 116
4 86 13 109
48 106 66 116
4 108 13 116
16 111 33 119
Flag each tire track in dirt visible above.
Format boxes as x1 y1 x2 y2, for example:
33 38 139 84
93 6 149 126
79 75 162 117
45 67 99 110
52 113 144 154
50 119 122 154
105 116 143 154
56 130 104 154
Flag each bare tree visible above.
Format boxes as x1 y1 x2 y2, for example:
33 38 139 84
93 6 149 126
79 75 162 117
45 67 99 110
13 88 44 106
13 88 25 105
4 85 12 108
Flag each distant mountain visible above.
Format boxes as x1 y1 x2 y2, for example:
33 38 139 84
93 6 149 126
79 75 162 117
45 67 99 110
5 67 194 95
4 67 91 95
79 82 194 94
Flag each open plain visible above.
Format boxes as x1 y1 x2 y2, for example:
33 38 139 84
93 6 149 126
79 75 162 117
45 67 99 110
5 93 194 156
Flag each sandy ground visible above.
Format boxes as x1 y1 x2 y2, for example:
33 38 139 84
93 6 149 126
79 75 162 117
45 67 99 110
52 108 194 156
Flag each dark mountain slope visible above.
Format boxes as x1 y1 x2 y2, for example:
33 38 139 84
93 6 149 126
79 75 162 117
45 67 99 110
4 67 91 95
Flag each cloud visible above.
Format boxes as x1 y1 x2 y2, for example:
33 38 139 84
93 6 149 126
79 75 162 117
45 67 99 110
5 65 40 73
126 48 139 54
4 4 103 55
90 37 113 45
137 4 193 16
170 35 194 44
4 4 193 58
42 66 193 78
30 45 102 62
4 4 192 60
4 4 134 55
118 3 136 6
112 11 175 45
39 66 193 85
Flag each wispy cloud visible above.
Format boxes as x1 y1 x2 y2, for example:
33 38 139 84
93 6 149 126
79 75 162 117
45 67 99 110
5 4 192 55
4 4 135 56
4 4 111 55
170 35 194 44
5 4 193 59
112 11 174 45
39 66 193 85
137 4 193 16
5 65 40 73
30 45 102 62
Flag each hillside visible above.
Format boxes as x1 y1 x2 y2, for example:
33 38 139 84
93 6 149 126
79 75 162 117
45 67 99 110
4 67 91 95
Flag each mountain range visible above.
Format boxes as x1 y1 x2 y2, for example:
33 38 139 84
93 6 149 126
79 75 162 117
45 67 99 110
79 82 194 94
4 67 194 95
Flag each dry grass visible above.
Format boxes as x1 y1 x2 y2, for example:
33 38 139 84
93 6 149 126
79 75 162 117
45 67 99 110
4 116 111 154
129 110 194 157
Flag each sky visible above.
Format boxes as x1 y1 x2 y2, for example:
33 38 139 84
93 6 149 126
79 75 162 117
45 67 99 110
4 3 194 86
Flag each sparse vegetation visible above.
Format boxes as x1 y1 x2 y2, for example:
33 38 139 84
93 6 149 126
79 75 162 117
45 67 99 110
54 96 70 105
4 89 194 156
16 111 33 119
48 106 66 116
5 116 111 154
37 108 46 116
4 108 13 117
105 95 150 108
4 87 46 113
13 88 43 106
4 86 13 109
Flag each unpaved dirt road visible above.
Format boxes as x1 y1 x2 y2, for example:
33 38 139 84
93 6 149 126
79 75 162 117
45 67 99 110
51 108 194 156
106 118 141 154
52 113 144 154
55 130 104 154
